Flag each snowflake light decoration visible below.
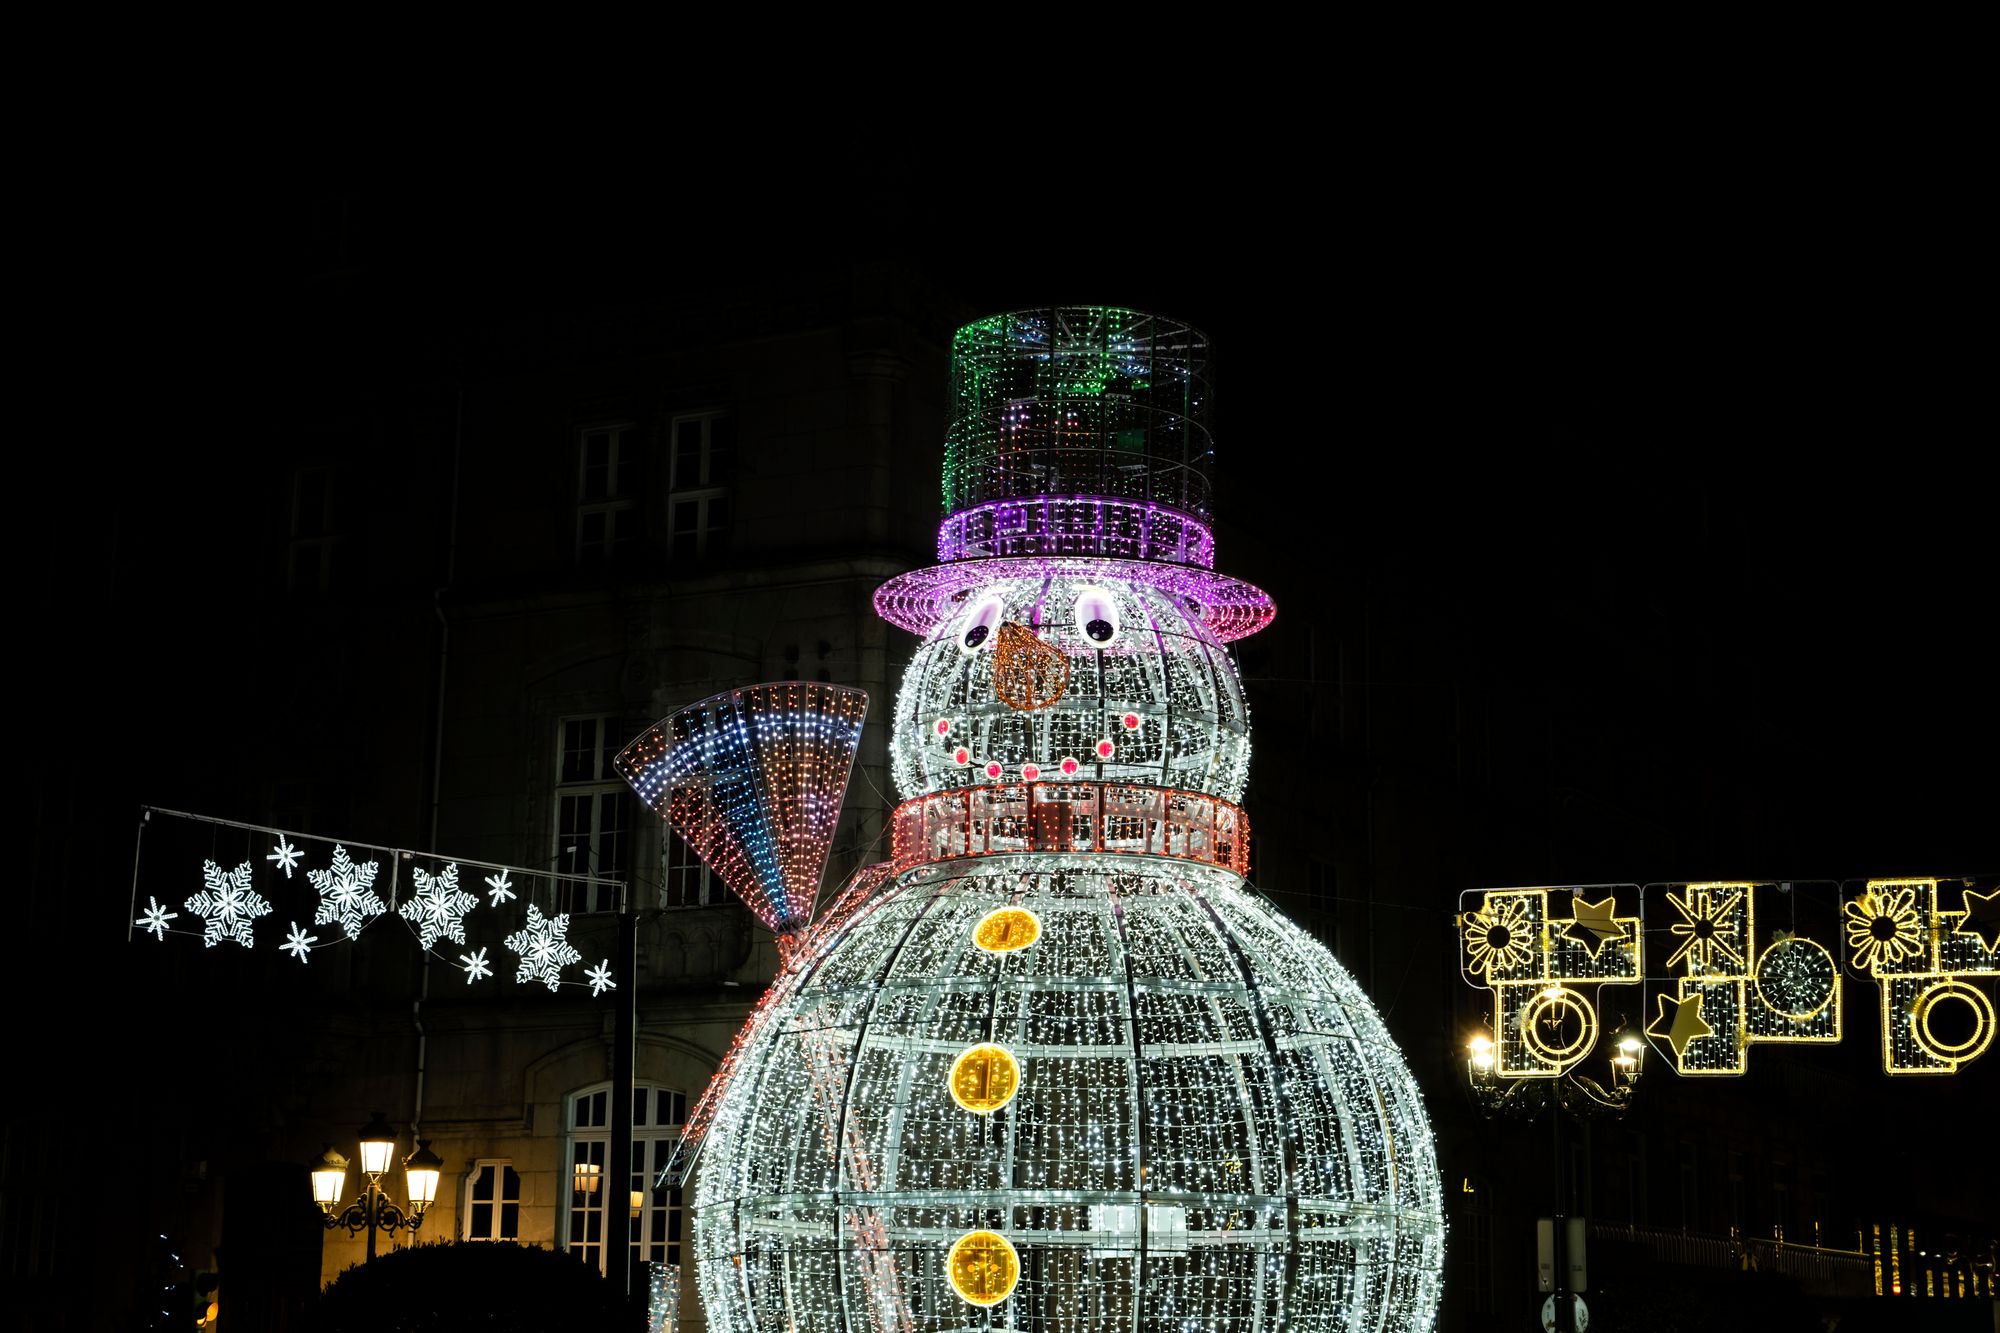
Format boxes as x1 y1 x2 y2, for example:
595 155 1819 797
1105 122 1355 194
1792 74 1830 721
483 868 517 906
281 922 319 963
1665 883 1747 975
586 959 617 996
308 844 386 940
136 897 178 940
400 862 478 950
266 834 302 878
505 904 582 991
186 859 272 949
460 946 493 983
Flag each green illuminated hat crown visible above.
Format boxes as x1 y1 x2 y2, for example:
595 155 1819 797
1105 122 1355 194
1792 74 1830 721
943 307 1214 521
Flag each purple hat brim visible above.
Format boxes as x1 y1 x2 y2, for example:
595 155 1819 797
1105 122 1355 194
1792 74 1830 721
875 557 1274 644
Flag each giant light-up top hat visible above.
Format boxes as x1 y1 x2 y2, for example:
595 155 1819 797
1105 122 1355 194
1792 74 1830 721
874 306 1274 644
880 306 1273 809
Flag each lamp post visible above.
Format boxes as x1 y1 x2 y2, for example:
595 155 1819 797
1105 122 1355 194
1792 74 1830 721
1464 1017 1646 1333
312 1111 444 1262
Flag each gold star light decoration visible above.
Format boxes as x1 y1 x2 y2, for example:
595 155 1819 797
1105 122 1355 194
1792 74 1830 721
1458 886 1641 1078
1647 882 1842 1076
1646 991 1715 1060
1844 878 1999 1075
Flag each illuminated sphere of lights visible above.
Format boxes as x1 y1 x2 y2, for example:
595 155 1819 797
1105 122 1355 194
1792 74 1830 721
693 861 1444 1331
691 308 1444 1332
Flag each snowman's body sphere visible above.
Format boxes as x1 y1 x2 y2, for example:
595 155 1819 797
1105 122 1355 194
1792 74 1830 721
687 307 1442 1332
693 858 1446 1332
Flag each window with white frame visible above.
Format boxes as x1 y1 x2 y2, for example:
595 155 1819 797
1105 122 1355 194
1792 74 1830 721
462 1160 521 1242
288 464 346 594
661 827 724 907
565 1083 687 1275
554 715 629 915
667 410 732 562
577 423 640 565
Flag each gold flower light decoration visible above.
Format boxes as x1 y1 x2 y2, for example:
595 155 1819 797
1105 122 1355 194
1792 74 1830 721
1461 895 1535 979
1844 883 1925 972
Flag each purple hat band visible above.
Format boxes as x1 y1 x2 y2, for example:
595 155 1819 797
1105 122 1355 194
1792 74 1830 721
874 556 1274 644
938 496 1216 568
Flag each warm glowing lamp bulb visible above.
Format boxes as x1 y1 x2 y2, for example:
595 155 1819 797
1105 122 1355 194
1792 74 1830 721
1468 1033 1495 1072
356 1112 397 1178
311 1147 348 1211
404 1139 443 1213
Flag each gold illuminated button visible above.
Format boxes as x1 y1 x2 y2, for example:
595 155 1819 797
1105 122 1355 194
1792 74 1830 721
947 1229 1019 1306
948 1043 1021 1114
973 906 1040 953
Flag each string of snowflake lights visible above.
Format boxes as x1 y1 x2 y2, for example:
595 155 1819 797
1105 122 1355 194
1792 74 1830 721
130 808 619 997
612 682 868 938
400 862 478 950
187 859 272 948
308 844 386 940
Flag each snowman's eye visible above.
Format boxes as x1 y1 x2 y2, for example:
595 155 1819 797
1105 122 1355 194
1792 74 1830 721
958 595 1005 654
1073 586 1120 647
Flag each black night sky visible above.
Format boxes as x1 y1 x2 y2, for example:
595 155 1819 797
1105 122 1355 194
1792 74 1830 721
20 168 1994 1332
252 178 1992 875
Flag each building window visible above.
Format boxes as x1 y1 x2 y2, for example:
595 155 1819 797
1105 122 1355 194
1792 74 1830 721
662 828 724 907
577 423 640 565
668 411 732 562
554 715 629 914
565 1084 687 1276
463 1160 520 1242
288 464 346 594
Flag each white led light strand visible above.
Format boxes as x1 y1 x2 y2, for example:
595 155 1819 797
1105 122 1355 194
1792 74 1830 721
186 859 271 949
307 844 386 940
399 862 477 950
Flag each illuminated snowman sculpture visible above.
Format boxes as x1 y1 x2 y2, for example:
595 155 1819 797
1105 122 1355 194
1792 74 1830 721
624 309 1444 1333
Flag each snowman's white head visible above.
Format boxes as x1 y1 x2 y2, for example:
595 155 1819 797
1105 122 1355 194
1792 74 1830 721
891 572 1252 803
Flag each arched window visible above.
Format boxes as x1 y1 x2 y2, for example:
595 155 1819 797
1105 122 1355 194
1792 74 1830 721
564 1083 687 1275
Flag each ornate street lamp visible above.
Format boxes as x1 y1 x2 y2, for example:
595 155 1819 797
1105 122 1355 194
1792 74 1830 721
1463 1015 1646 1119
314 1112 444 1262
1462 1016 1646 1333
1610 1026 1645 1086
